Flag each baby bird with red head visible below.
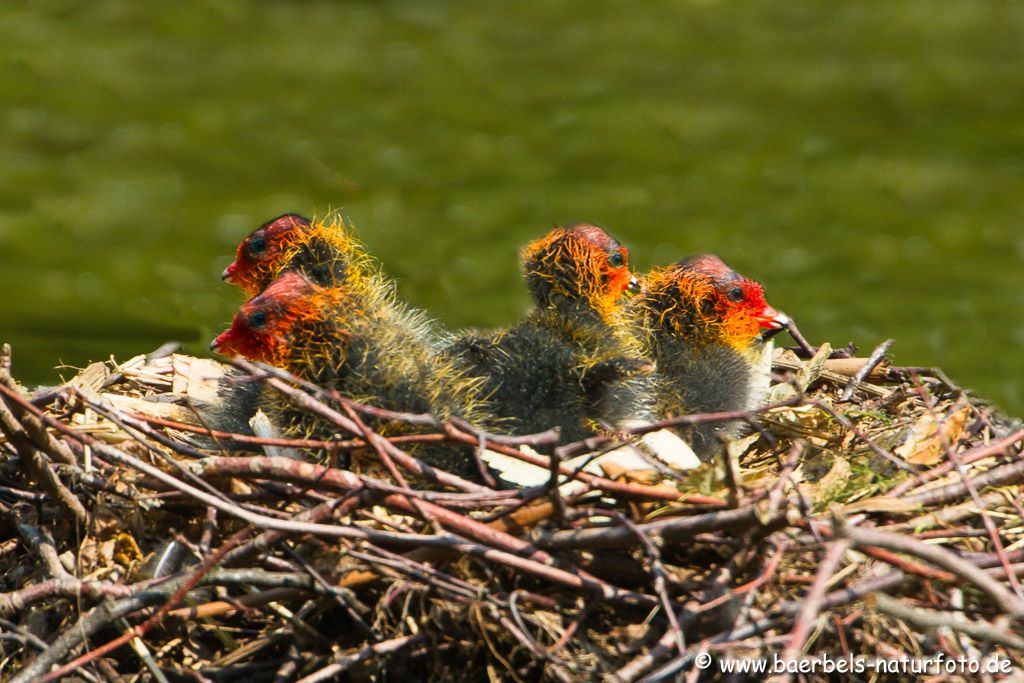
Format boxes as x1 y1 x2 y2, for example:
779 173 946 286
630 254 788 458
213 270 490 477
446 224 652 443
222 213 369 297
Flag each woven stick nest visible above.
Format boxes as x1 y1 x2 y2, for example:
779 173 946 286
0 337 1022 682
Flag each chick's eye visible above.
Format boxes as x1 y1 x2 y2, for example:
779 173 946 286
248 311 268 329
727 287 744 302
608 250 624 268
248 237 267 257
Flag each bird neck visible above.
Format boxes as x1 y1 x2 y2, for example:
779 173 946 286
276 283 441 415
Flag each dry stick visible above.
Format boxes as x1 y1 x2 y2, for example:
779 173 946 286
800 520 957 582
341 403 410 491
339 400 451 548
872 593 1024 650
166 587 308 621
0 346 77 468
200 568 347 592
508 590 580 673
497 611 575 683
62 437 441 547
617 551 755 680
194 541 483 626
692 542 788 617
537 497 793 551
502 397 799 477
889 427 1024 498
912 382 1024 601
857 546 955 582
963 548 1024 572
0 577 135 619
615 542 788 682
839 338 894 401
204 482 545 613
834 520 1024 619
790 569 905 617
174 459 653 612
893 491 1009 537
780 539 851 663
784 318 818 358
278 545 376 638
0 388 89 525
905 451 1024 508
85 396 244 508
600 395 807 444
468 423 502 488
232 359 490 493
606 511 685 657
157 358 688 505
349 544 482 600
13 522 69 580
324 386 440 426
11 534 247 682
545 442 567 521
36 528 253 683
208 451 513 506
459 541 658 606
129 412 442 451
540 602 589 663
241 357 559 477
0 389 78 467
294 635 429 683
645 571 906 681
197 457 652 606
448 416 561 448
444 426 702 503
0 616 49 654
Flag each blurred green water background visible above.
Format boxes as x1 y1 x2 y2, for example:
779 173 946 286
1 1 1022 412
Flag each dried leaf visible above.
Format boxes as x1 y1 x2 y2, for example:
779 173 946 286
727 432 761 460
797 342 832 392
895 402 972 465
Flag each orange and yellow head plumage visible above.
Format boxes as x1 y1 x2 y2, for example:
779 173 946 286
521 223 636 321
638 254 785 354
211 271 352 367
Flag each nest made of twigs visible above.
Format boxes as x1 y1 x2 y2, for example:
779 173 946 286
1 338 1023 682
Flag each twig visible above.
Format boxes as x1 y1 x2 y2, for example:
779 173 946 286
780 538 851 661
537 497 793 551
873 592 1024 649
0 388 89 525
37 528 252 682
839 338 894 401
783 319 818 358
889 427 1024 498
906 454 1024 508
232 359 489 493
835 519 1024 619
294 635 428 683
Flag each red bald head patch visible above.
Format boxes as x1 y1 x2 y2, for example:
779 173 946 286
222 214 313 295
211 271 324 366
